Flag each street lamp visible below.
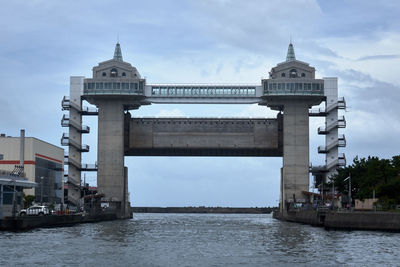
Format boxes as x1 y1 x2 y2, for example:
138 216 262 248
40 177 44 205
344 174 351 209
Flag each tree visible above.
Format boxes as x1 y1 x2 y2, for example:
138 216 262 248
329 155 400 207
23 195 35 208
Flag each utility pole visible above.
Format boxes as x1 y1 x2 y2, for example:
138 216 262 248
349 174 351 208
40 177 44 205
12 175 16 217
331 179 335 209
344 174 352 209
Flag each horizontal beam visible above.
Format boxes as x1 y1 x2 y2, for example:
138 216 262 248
125 116 283 157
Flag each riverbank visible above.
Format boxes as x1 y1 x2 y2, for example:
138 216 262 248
0 213 118 231
273 210 400 232
132 206 277 214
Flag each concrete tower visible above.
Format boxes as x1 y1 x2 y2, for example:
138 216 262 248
260 43 324 214
82 43 148 218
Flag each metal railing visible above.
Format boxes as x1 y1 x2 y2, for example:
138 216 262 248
318 116 346 134
151 85 257 98
318 135 346 153
60 133 90 152
84 88 144 95
309 97 346 116
81 163 98 171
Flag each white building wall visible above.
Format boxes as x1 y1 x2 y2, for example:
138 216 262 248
0 136 64 201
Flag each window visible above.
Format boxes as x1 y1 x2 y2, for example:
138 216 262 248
281 73 286 77
130 83 138 90
110 68 118 77
102 72 106 77
290 68 297 78
96 83 103 89
105 82 112 89
113 82 120 89
301 73 306 77
122 72 126 77
35 157 62 204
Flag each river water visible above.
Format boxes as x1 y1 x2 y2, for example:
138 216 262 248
1 213 400 266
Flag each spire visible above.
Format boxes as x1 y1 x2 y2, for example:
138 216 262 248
286 42 296 62
113 42 123 62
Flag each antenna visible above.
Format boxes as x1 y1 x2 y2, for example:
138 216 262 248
117 33 119 43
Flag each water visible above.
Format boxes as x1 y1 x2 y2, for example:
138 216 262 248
1 213 400 266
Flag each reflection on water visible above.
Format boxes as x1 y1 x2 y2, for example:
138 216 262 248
1 213 400 266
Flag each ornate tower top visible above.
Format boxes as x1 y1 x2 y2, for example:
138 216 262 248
286 43 296 62
113 42 123 62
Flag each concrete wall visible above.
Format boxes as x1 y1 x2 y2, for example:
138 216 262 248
324 212 400 231
355 198 377 210
126 117 282 156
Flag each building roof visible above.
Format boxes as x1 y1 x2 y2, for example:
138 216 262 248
0 175 37 188
113 42 123 62
286 42 296 62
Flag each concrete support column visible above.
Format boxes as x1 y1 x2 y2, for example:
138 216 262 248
281 101 310 211
97 100 125 217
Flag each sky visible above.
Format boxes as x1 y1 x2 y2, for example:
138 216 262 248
1 0 400 207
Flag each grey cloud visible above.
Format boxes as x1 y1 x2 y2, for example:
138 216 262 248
357 55 400 61
317 0 400 39
189 0 322 55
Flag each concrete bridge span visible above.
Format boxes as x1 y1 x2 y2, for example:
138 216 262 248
124 115 283 157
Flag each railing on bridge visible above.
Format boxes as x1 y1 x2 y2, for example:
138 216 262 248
83 81 145 95
263 81 324 96
149 84 258 97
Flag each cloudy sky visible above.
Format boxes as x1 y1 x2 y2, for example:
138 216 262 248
1 0 400 207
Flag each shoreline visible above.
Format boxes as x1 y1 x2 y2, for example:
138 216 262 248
273 210 400 232
132 206 277 214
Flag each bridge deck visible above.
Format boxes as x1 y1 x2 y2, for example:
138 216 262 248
125 116 283 157
145 84 262 104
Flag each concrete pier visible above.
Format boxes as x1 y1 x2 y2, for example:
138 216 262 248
97 100 126 218
282 101 310 205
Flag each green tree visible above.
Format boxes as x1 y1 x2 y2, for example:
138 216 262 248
23 195 35 208
329 155 400 207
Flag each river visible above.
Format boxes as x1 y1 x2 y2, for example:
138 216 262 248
1 213 399 266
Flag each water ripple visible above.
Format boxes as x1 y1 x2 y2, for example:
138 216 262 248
1 214 400 266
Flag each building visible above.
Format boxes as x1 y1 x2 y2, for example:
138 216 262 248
62 42 345 218
0 132 64 205
0 166 37 218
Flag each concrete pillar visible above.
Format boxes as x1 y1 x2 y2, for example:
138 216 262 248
281 101 310 211
97 100 125 217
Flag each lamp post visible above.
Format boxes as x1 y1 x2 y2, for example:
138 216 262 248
40 177 44 205
344 174 351 208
